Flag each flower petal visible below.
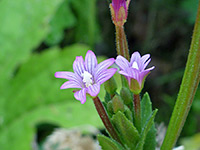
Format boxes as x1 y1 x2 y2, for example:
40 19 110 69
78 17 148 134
73 56 85 76
130 51 141 65
141 54 150 64
145 66 155 71
87 83 100 97
85 50 97 74
55 71 82 86
95 58 115 77
142 58 151 70
60 81 82 89
74 88 87 104
115 55 130 70
55 71 78 80
96 68 117 84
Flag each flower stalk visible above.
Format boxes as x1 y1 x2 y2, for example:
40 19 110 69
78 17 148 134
133 94 141 132
161 1 200 149
92 97 121 144
115 25 130 60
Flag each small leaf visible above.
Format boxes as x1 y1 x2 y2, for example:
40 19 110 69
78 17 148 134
136 109 158 150
97 135 125 150
141 93 157 150
112 111 140 149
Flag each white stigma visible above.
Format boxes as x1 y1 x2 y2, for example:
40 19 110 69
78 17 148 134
132 61 139 70
82 71 93 87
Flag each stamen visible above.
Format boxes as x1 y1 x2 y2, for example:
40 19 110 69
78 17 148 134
132 61 139 70
82 71 93 87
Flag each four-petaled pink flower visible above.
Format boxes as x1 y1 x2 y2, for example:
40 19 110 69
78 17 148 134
55 50 117 104
115 52 155 94
110 0 131 26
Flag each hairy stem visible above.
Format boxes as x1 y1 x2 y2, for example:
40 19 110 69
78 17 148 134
93 97 121 144
115 25 130 60
161 1 200 149
134 94 141 132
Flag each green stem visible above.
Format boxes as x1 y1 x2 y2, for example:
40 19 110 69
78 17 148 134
92 97 121 144
115 25 130 61
161 1 200 149
134 94 141 132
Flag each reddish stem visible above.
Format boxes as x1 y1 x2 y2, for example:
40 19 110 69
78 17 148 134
115 25 130 61
134 94 141 132
92 97 121 143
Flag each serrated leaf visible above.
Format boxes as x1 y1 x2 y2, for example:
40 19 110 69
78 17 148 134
136 109 158 150
112 111 140 149
97 135 125 150
141 93 157 150
0 44 103 150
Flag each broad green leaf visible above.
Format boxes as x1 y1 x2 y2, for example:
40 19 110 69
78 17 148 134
0 0 64 120
0 0 63 87
71 0 100 47
181 0 199 24
136 109 158 150
45 0 76 46
97 135 125 150
0 44 103 150
112 111 140 149
141 93 157 150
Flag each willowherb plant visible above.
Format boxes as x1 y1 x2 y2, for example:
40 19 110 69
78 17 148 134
55 0 200 150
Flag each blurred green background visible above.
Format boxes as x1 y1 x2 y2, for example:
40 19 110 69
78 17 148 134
0 0 200 149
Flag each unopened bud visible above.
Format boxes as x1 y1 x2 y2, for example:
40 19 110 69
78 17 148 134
107 101 114 115
104 76 117 95
120 87 132 105
109 0 131 26
112 95 124 113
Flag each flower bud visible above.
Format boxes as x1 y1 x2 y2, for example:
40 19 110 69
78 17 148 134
107 101 114 115
112 95 125 113
104 76 117 95
109 0 131 26
120 87 132 105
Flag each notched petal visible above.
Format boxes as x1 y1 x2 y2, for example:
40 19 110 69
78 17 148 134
74 88 87 104
73 56 85 76
87 83 100 97
85 50 97 74
60 81 82 89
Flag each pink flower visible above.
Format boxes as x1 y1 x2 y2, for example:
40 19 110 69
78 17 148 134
110 0 131 26
55 50 117 104
115 51 155 94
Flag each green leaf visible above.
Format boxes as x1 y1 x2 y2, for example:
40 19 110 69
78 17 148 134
112 111 140 149
45 0 76 45
181 0 199 24
71 0 100 47
141 93 157 150
136 109 158 150
97 135 125 150
0 44 103 150
0 0 64 119
0 0 64 87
